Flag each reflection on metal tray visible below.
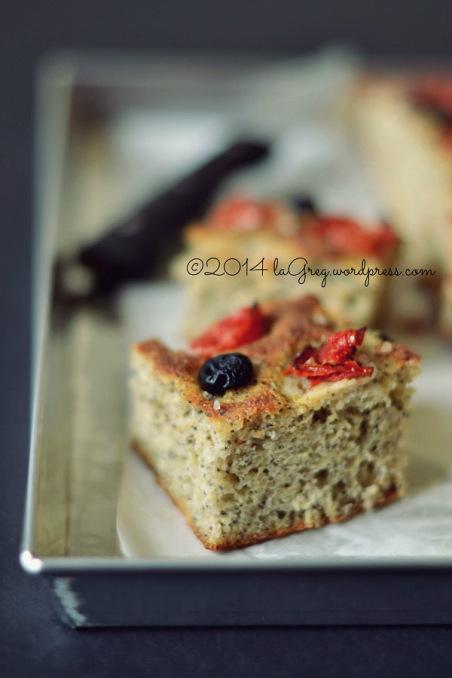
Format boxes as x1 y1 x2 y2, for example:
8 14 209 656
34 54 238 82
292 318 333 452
22 51 452 627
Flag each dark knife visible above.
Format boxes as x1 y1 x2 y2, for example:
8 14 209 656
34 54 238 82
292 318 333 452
53 139 269 305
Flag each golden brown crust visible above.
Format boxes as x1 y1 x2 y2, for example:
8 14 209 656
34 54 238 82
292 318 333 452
135 339 201 381
133 296 329 425
132 440 400 551
133 296 333 428
133 295 420 429
389 344 421 366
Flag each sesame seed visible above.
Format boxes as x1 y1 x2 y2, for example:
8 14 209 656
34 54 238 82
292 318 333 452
312 313 329 326
380 341 393 354
213 399 221 411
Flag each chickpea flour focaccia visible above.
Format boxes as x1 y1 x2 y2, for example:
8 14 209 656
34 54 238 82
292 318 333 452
350 74 452 336
171 196 399 336
130 296 420 551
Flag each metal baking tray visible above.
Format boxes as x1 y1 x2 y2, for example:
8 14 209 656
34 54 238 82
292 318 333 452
21 51 452 627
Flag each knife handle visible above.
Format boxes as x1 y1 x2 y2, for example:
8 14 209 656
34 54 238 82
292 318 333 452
78 139 269 292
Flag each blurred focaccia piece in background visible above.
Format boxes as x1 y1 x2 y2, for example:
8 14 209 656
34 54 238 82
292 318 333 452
350 74 452 337
172 195 399 336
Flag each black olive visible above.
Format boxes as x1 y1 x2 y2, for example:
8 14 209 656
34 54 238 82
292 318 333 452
199 353 254 396
292 194 317 215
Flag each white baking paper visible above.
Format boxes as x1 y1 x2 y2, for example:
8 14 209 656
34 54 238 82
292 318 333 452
117 283 452 562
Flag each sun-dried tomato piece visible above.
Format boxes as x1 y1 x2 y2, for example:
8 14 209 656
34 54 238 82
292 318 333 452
302 216 398 259
285 360 373 384
190 304 266 355
441 127 452 152
292 345 317 366
309 361 373 386
284 327 373 386
315 327 366 364
207 196 276 231
410 77 452 150
410 76 452 120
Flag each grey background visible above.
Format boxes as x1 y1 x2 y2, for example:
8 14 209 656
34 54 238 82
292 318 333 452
1 1 452 676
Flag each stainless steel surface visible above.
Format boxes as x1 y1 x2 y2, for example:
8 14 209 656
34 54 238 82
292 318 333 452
23 48 361 571
25 64 127 566
21 53 452 626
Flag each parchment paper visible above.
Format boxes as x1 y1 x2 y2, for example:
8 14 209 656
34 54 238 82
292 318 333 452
117 284 452 561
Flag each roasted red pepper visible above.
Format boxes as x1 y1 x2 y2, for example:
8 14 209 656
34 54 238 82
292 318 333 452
284 327 373 386
190 304 266 355
207 196 276 231
302 216 398 259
